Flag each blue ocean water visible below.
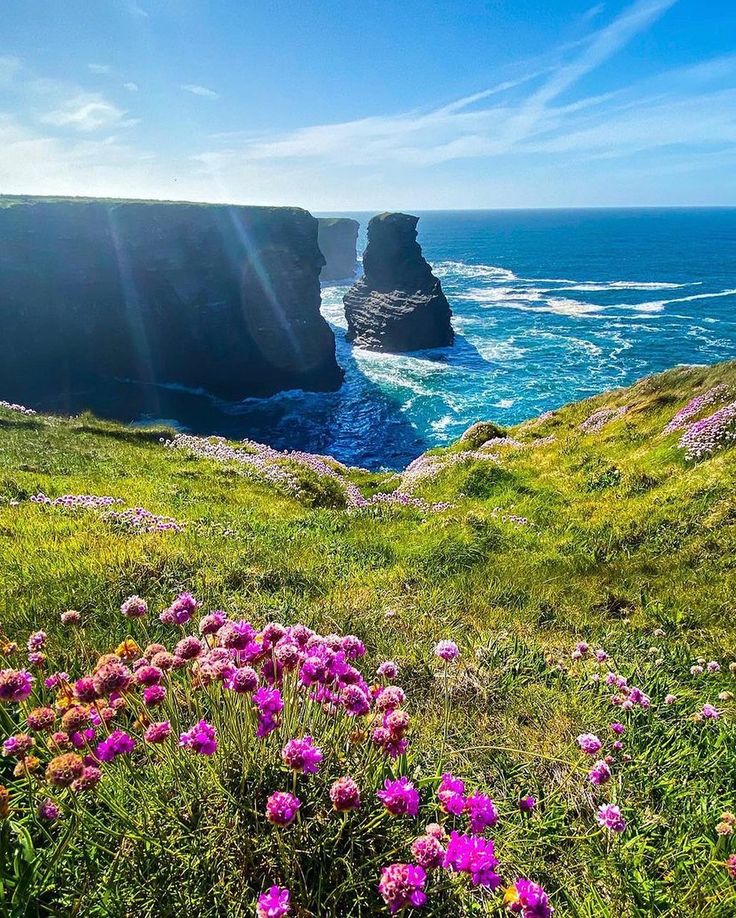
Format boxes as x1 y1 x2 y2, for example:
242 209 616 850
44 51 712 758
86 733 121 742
221 208 736 470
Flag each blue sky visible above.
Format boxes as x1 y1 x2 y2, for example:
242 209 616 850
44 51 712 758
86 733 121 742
1 0 735 209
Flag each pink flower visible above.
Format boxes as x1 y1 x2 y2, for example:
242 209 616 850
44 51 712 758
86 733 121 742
256 885 291 918
0 668 34 703
466 792 498 832
588 760 612 785
444 831 501 888
179 720 217 755
120 595 148 619
411 834 445 870
144 721 171 743
282 736 322 775
700 703 720 720
96 729 136 763
596 803 626 833
577 733 602 755
434 640 459 662
377 660 399 680
378 863 427 913
330 776 361 812
377 777 420 817
143 684 166 707
265 791 300 827
437 773 466 815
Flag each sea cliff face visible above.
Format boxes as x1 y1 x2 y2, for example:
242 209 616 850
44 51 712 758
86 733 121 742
317 217 359 282
0 197 343 411
343 212 453 353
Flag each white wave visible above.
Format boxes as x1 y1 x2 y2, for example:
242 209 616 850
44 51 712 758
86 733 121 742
433 260 518 281
553 280 696 292
613 288 736 311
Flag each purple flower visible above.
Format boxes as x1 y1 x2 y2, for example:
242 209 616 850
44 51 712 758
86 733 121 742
377 660 399 680
256 885 291 918
596 803 626 833
60 610 81 626
434 640 460 662
224 666 259 694
96 729 136 763
2 733 34 758
341 635 365 660
330 776 361 812
254 686 283 738
121 595 148 619
588 760 612 785
0 668 34 703
466 792 498 833
73 677 98 702
135 665 163 687
341 684 371 716
375 685 406 712
506 878 554 917
143 684 166 707
174 636 203 661
519 795 536 813
377 777 420 817
610 722 625 735
38 799 61 822
437 773 466 815
218 620 256 650
577 733 602 756
265 791 300 827
27 631 47 652
179 720 217 755
378 863 427 914
444 831 501 888
160 592 198 626
282 736 322 775
411 834 445 870
700 703 720 720
144 721 172 743
198 611 227 635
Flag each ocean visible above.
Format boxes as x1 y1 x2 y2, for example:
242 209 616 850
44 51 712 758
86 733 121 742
211 208 736 470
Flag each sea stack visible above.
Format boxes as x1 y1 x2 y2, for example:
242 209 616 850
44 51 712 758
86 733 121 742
0 197 343 412
343 212 453 352
317 217 360 282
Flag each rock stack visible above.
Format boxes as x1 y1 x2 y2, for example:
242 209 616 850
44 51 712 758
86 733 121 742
343 212 453 352
317 217 359 282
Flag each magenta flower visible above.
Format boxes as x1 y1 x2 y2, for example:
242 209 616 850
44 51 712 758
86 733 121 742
265 791 300 827
60 610 81 626
700 703 720 720
377 777 420 817
577 733 602 756
588 760 612 785
377 660 399 680
135 665 163 687
256 885 291 918
254 686 283 738
341 635 366 660
341 684 371 716
96 729 136 763
437 773 466 815
466 792 499 833
596 803 626 833
375 685 406 713
282 736 322 775
610 722 625 735
0 668 34 703
198 611 227 635
378 863 427 913
144 721 172 743
174 636 203 661
143 684 166 707
179 720 217 755
224 666 259 694
506 878 554 917
73 676 98 702
519 795 536 813
92 661 131 696
27 631 47 652
444 831 501 888
330 776 361 812
121 595 148 619
160 592 199 626
38 799 61 822
411 834 445 869
434 640 460 662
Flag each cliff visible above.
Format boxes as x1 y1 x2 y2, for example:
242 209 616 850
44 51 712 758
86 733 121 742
317 217 359 282
343 212 453 351
0 196 343 411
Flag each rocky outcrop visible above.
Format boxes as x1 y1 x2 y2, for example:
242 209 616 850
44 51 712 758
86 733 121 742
317 217 359 282
343 212 453 352
0 197 343 413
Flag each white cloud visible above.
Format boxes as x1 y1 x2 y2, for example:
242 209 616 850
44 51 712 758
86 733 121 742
40 93 136 132
181 83 219 99
124 81 139 92
0 55 21 85
88 63 112 75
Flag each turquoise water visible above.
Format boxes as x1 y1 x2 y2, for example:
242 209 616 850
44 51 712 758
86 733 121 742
222 208 736 470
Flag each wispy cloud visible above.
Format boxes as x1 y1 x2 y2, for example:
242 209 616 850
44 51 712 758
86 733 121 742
181 83 219 99
195 0 682 173
40 93 137 132
88 63 111 75
0 55 21 85
124 81 139 92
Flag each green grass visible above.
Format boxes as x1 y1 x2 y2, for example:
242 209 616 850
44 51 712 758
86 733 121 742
1 362 735 916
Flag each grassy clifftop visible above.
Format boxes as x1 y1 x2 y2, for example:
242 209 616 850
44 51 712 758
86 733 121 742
1 362 735 915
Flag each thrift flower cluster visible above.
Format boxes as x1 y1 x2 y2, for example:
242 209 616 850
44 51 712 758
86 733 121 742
29 493 182 533
678 399 736 460
0 591 558 916
664 384 730 433
579 405 628 433
0 399 36 415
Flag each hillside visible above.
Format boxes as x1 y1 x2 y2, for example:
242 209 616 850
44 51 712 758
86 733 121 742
1 362 735 916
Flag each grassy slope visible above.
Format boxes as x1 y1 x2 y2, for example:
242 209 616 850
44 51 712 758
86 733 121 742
1 361 735 916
